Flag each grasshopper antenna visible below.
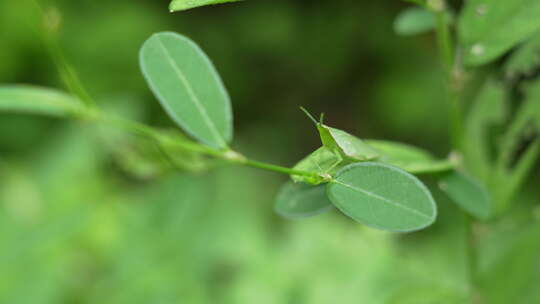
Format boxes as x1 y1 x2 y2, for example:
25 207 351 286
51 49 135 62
319 112 325 124
300 106 319 125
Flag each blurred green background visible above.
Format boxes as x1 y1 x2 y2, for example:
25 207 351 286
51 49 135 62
0 0 539 303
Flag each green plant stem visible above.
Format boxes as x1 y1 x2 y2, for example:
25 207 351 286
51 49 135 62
434 8 454 71
243 159 322 179
448 81 465 151
432 0 463 150
432 1 479 302
29 0 95 108
45 40 95 108
93 109 322 179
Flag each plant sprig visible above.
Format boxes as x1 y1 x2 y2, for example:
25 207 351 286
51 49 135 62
0 25 458 232
6 0 538 243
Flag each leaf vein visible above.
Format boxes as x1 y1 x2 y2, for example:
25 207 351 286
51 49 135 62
333 180 431 219
155 36 225 147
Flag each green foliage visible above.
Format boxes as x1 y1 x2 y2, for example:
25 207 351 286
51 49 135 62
140 32 233 149
461 77 539 216
138 34 445 232
327 163 437 232
2 0 540 302
169 0 243 12
438 170 491 219
274 181 333 219
459 0 540 66
394 7 437 36
366 140 453 174
463 81 507 181
0 85 84 118
504 31 540 78
491 81 540 212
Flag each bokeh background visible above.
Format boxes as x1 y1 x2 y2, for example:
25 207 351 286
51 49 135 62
0 0 538 303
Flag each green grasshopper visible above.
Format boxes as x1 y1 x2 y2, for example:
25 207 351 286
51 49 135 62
293 108 380 184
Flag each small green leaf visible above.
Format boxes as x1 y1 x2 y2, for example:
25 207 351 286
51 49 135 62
504 31 540 78
366 140 453 174
169 0 242 12
140 32 233 149
438 170 491 219
327 162 437 232
458 0 540 66
394 7 437 36
0 85 84 117
274 181 333 219
292 146 348 184
492 81 540 211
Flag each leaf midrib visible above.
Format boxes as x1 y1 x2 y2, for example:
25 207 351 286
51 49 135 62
333 180 432 220
155 36 226 148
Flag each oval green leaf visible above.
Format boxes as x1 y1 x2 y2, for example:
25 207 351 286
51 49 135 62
169 0 242 12
0 85 84 117
394 7 437 36
438 170 491 220
327 162 437 232
458 0 540 66
275 181 333 219
140 32 233 149
366 140 453 174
